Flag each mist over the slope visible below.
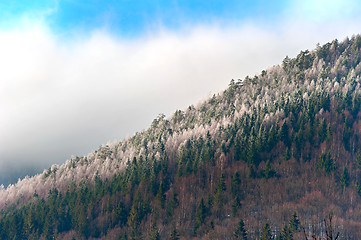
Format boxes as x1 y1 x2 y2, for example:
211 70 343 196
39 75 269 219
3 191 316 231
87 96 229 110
1 2 361 186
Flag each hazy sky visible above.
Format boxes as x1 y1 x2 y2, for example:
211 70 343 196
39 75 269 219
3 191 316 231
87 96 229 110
1 0 361 184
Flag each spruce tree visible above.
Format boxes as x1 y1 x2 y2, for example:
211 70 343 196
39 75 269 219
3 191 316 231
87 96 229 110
277 225 293 240
340 166 350 188
264 160 275 179
288 212 300 232
231 171 241 197
232 196 241 216
355 181 361 196
260 223 272 240
234 219 247 240
194 198 206 232
170 228 180 240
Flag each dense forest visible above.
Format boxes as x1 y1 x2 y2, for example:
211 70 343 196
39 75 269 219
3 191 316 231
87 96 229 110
2 35 361 239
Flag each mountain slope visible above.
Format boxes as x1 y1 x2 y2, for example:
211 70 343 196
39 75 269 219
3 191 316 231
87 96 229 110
2 35 361 239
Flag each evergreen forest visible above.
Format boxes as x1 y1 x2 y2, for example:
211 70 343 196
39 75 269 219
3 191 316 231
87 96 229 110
2 35 361 239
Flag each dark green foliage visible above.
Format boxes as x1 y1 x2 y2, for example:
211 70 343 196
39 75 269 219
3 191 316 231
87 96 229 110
317 153 336 173
234 219 247 240
355 181 361 196
280 122 290 147
277 225 293 240
167 192 179 217
231 171 241 197
260 223 272 240
214 174 226 198
155 183 166 209
288 212 300 232
284 148 291 161
215 174 226 193
340 166 350 188
276 212 300 239
148 224 160 240
356 150 361 168
170 228 180 240
295 50 314 71
249 164 256 179
232 196 241 216
3 35 361 239
326 123 332 142
318 119 327 143
264 160 275 179
194 198 207 232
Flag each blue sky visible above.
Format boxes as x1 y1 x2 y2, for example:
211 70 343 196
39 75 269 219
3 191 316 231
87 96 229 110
1 0 360 39
0 0 290 36
1 0 361 186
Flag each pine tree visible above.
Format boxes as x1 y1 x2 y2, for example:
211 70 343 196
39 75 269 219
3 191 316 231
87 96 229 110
170 228 180 240
280 122 290 147
234 219 247 240
356 150 361 168
249 164 256 179
284 148 291 161
356 181 361 196
326 123 332 142
231 171 241 197
288 212 300 232
149 225 160 240
264 160 275 179
232 196 241 216
260 223 272 240
194 198 206 232
168 192 179 217
155 183 166 209
318 119 327 142
277 225 293 240
317 153 335 173
340 166 350 189
214 174 226 210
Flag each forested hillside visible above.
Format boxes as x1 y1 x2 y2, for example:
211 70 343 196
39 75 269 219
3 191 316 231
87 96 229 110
2 35 361 239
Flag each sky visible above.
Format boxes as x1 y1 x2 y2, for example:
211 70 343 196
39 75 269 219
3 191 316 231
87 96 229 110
1 0 361 185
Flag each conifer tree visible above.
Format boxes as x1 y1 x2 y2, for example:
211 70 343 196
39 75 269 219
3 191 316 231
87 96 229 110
280 122 290 147
277 225 293 240
214 174 226 210
355 181 361 196
148 224 160 240
194 198 206 232
340 166 350 188
249 164 256 179
231 171 241 197
288 212 300 232
234 219 247 240
170 228 180 240
232 196 241 216
264 160 275 179
260 223 272 240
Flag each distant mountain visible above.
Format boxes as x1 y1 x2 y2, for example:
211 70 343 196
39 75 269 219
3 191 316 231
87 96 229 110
2 35 361 239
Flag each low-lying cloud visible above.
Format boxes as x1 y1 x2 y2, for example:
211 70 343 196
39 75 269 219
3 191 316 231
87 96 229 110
1 11 361 185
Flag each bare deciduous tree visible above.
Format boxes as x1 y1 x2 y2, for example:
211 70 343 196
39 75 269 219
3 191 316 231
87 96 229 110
303 214 339 240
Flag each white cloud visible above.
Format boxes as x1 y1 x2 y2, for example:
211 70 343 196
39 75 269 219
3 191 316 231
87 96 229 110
288 0 361 23
1 8 361 182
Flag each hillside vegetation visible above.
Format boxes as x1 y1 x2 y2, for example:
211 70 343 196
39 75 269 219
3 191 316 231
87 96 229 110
2 35 361 239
